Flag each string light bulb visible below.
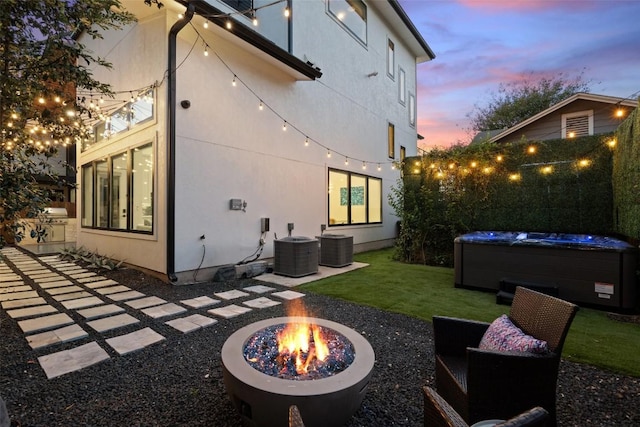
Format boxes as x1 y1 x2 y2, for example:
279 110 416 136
362 161 366 170
284 7 290 17
616 107 625 118
527 145 537 154
377 164 381 171
304 137 309 147
232 75 237 86
327 150 331 158
258 100 263 110
204 45 209 56
226 20 232 30
345 157 349 165
282 121 287 131
203 21 209 29
252 12 258 26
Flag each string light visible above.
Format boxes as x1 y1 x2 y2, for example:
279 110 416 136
527 145 537 154
252 12 258 26
203 21 209 29
162 23 407 174
284 6 290 17
204 45 209 56
226 20 232 30
344 157 349 165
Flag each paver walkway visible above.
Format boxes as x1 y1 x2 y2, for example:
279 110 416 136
1 247 365 380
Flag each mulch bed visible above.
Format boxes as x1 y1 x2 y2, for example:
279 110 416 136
1 257 639 426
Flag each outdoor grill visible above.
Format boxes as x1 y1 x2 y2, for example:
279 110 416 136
38 207 69 242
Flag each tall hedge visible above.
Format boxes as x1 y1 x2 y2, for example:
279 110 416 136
612 100 640 241
393 135 615 265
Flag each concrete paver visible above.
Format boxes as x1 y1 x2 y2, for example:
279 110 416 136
105 327 165 355
166 314 217 333
38 341 109 379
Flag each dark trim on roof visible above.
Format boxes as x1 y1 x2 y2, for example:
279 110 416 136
388 0 436 60
176 0 322 80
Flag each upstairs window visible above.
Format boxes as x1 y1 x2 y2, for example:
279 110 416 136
562 110 593 138
328 0 367 45
387 39 395 79
84 89 154 152
398 68 406 105
408 93 416 127
388 123 395 159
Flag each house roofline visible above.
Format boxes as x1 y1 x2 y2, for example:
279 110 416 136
489 92 638 143
386 0 436 63
175 0 322 80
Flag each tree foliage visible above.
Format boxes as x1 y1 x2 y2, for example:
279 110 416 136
0 0 135 243
468 71 591 132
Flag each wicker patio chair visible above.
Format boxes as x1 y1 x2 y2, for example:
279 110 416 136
423 386 549 427
433 286 578 426
289 405 305 427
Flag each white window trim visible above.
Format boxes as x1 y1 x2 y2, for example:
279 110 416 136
408 92 416 128
561 110 593 138
398 67 406 105
387 38 395 79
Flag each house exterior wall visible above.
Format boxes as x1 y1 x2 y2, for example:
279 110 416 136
77 0 427 283
76 10 169 274
495 99 627 144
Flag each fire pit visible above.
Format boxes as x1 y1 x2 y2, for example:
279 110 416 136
222 315 375 427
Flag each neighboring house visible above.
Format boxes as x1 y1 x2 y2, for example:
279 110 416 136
488 93 637 144
75 0 435 283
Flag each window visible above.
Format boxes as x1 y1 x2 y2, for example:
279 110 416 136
81 164 93 227
562 110 593 138
84 89 154 151
111 152 128 230
81 142 154 234
328 169 382 226
387 39 395 79
408 92 416 127
398 68 406 105
328 0 367 45
400 146 406 162
388 123 395 159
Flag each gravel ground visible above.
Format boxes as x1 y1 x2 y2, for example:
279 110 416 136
1 258 639 426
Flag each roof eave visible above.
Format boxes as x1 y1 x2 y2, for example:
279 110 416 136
175 0 322 80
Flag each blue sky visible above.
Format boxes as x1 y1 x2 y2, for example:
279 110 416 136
397 0 640 149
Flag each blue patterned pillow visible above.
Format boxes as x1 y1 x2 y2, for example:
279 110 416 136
479 314 548 354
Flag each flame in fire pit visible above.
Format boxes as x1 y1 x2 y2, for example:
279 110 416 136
243 300 355 380
277 315 329 374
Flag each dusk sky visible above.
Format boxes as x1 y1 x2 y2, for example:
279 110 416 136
397 0 640 150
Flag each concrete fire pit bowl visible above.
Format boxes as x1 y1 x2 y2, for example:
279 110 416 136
221 316 375 427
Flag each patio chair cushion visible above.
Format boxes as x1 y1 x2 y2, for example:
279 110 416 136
479 315 548 354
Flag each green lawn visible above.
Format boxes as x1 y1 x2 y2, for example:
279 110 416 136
299 248 640 377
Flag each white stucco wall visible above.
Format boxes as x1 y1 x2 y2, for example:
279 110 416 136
76 0 428 283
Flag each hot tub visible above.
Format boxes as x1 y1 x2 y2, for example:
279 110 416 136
454 231 638 311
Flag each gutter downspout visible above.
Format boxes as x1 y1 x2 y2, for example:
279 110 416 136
167 2 195 282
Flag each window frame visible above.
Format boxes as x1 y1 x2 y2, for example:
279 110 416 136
387 38 395 79
328 168 383 226
327 0 367 46
81 142 154 235
388 122 395 159
398 67 406 105
84 89 154 152
408 92 416 128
